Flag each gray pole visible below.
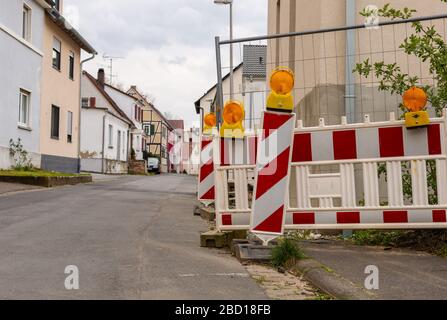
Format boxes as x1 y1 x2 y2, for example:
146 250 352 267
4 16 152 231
215 36 224 127
345 0 356 124
229 2 234 100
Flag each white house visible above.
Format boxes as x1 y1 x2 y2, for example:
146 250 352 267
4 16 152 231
0 0 50 169
194 45 266 133
103 72 145 161
182 126 200 175
80 71 134 174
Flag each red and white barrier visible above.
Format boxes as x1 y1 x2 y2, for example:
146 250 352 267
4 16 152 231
214 112 447 232
250 111 296 243
198 136 215 205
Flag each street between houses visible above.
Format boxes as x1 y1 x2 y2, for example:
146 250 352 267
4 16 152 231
0 175 266 299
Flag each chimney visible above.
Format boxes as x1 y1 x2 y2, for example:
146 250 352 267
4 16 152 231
97 68 105 88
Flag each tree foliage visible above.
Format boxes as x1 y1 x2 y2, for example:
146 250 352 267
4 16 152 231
355 1 447 116
355 2 447 204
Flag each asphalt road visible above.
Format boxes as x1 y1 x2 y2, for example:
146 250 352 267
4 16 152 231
0 174 266 299
302 240 447 300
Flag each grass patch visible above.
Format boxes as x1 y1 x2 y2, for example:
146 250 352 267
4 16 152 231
351 230 447 258
271 238 306 268
309 291 334 300
0 169 89 178
352 230 406 247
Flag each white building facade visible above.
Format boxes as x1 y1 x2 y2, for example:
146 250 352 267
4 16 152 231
104 81 145 161
194 45 266 133
0 0 50 169
80 71 133 174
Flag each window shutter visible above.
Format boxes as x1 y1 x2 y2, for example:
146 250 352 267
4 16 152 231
90 97 96 108
135 105 138 120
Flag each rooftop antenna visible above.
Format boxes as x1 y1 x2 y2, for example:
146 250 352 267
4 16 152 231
103 54 124 85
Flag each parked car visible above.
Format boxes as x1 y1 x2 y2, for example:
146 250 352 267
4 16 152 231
147 157 160 174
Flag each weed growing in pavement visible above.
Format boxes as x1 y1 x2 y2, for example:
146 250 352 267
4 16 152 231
271 238 306 268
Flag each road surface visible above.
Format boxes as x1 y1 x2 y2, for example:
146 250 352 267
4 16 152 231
0 174 266 299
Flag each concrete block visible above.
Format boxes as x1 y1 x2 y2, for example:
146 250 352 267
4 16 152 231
230 239 250 255
200 230 230 248
234 243 273 262
199 206 215 221
193 205 202 216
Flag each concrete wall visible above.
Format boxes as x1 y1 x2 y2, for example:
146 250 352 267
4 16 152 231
40 15 81 172
80 109 129 174
0 0 45 169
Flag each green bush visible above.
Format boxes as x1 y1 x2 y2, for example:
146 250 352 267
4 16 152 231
271 238 306 268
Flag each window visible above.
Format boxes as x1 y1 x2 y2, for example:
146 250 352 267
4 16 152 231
51 105 60 139
108 124 113 147
18 89 30 127
22 4 31 41
69 51 74 80
52 37 61 70
67 111 73 143
144 124 155 136
81 98 89 108
135 105 142 122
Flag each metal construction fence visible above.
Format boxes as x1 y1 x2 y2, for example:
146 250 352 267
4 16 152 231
215 13 447 129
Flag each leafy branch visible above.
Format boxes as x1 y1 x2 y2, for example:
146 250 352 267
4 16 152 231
355 1 447 117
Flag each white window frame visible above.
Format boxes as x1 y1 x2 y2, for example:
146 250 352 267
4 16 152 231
67 111 73 143
52 37 61 70
18 89 31 128
22 3 32 42
108 124 113 148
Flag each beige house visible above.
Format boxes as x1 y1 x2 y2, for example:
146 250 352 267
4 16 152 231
267 0 447 126
40 1 96 172
127 86 173 173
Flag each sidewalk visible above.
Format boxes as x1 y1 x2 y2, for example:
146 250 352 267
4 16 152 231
0 182 41 195
299 240 447 300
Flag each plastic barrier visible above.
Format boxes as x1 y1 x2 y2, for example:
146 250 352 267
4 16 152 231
215 112 447 231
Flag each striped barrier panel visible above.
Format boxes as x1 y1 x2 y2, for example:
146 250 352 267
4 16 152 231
199 130 257 205
215 111 447 232
198 135 215 205
250 111 296 243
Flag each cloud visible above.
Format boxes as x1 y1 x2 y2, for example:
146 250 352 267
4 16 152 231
65 0 267 127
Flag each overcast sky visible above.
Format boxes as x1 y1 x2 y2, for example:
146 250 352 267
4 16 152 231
64 0 267 128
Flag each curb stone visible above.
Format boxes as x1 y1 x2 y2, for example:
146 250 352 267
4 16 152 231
291 258 377 300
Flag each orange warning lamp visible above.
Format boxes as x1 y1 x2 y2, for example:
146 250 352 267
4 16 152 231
220 100 245 139
267 67 295 113
203 112 217 135
403 87 430 128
